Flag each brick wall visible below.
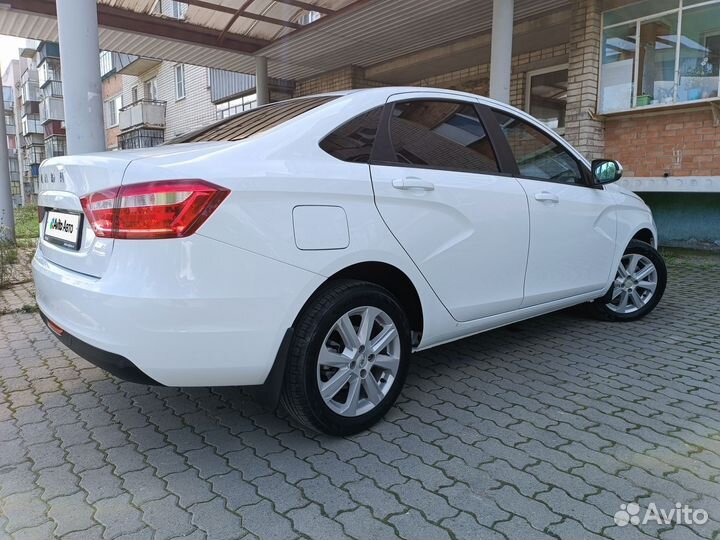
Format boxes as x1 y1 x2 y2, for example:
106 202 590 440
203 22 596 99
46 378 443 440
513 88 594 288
294 66 385 97
605 109 720 177
411 44 569 109
102 73 123 150
564 0 604 160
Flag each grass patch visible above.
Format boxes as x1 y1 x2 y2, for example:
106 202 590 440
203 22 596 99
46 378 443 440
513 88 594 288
15 205 39 240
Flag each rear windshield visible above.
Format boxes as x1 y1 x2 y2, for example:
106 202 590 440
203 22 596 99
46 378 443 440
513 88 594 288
176 96 337 143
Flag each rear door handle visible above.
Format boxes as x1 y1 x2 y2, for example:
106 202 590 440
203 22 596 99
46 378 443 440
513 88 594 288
534 191 559 203
392 177 435 191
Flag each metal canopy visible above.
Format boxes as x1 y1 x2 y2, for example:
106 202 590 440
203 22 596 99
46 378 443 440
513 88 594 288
0 0 569 79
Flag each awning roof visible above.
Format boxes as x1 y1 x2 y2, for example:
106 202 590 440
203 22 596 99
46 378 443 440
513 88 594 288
1 0 569 79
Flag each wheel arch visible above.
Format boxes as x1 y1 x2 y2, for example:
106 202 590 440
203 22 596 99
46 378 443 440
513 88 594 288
631 227 656 248
300 261 424 342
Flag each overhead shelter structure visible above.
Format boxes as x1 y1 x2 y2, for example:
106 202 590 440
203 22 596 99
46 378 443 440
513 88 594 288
0 0 570 155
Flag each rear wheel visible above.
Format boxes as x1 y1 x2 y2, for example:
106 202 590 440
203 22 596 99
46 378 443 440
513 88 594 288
281 280 411 435
591 240 666 321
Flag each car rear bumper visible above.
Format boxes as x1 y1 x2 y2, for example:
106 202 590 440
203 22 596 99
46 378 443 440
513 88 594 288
39 310 162 385
32 235 324 387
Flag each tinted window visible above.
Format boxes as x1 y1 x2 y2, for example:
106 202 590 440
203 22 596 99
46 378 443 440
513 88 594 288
320 107 383 163
493 111 584 185
388 101 499 174
178 96 337 143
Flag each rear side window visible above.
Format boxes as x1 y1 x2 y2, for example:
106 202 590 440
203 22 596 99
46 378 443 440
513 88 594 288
179 96 337 143
493 110 584 185
388 100 499 174
320 107 383 163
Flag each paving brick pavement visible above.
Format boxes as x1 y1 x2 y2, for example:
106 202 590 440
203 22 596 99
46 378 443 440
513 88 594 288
0 251 718 539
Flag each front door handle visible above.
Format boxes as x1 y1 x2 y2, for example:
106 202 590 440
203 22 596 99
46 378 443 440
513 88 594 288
392 177 435 191
534 191 559 203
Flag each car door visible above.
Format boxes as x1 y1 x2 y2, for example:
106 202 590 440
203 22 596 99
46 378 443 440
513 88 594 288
369 93 530 322
490 109 617 306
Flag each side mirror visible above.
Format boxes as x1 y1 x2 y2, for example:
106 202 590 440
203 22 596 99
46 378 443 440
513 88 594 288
591 159 623 185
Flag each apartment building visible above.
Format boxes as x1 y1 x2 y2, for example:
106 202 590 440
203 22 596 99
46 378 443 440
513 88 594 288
2 62 21 207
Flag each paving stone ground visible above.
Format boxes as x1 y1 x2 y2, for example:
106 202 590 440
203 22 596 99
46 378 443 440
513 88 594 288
1 250 719 540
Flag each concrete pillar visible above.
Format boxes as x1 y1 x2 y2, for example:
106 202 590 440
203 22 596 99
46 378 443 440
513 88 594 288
56 0 106 154
255 56 269 106
0 67 16 242
564 0 605 159
489 0 514 103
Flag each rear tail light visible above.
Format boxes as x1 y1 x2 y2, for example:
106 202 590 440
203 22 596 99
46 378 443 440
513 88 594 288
38 206 45 223
80 180 229 240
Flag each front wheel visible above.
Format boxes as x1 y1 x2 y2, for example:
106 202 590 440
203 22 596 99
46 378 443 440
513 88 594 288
590 239 667 321
280 280 411 435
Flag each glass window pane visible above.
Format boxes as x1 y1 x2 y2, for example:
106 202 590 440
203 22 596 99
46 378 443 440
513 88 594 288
320 107 383 163
636 13 678 107
604 0 678 26
678 3 720 102
528 69 568 130
388 101 499 174
601 23 637 112
494 110 583 185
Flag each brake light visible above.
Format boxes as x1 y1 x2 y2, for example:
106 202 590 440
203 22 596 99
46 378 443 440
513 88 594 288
38 206 45 222
80 180 229 239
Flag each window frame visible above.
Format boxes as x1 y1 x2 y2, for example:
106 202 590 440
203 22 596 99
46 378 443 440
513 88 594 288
487 107 596 189
174 64 186 101
318 106 385 164
367 97 513 178
525 64 569 134
106 94 123 128
599 0 720 114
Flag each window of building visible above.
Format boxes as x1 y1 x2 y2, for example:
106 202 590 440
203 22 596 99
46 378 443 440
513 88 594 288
131 85 139 103
320 107 383 163
493 110 584 185
387 100 499 174
99 51 113 77
144 78 158 101
297 10 321 25
526 66 568 132
172 1 188 20
215 93 258 119
601 0 720 112
106 95 123 128
174 64 186 100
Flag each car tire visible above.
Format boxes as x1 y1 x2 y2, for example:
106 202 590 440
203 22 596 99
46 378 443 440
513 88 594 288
590 239 667 322
280 279 411 435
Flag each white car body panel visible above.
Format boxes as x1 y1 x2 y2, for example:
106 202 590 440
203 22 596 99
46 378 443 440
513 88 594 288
516 178 617 306
32 87 657 387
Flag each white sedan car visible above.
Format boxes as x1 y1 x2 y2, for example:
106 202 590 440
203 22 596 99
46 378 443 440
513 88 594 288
33 87 666 434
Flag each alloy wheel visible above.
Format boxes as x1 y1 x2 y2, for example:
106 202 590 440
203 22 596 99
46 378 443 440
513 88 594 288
606 254 658 314
316 306 401 417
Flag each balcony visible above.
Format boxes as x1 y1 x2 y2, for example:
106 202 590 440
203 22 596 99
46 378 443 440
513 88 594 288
36 42 60 67
24 144 45 166
115 54 162 77
118 128 165 150
39 60 61 88
21 80 40 104
45 135 67 158
41 96 65 124
44 120 66 138
21 116 43 136
119 99 166 131
41 81 63 99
